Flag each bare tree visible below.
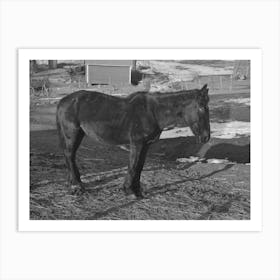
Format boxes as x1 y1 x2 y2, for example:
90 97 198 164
30 60 37 74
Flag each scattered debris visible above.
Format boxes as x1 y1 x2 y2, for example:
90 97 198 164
176 156 200 163
207 158 233 164
119 145 130 152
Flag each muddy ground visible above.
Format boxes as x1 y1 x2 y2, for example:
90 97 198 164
30 88 250 220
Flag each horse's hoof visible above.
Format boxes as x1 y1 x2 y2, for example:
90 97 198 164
124 191 146 200
123 186 134 196
134 190 148 199
123 182 148 199
70 184 85 196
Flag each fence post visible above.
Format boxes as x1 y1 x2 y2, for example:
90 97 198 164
219 76 223 90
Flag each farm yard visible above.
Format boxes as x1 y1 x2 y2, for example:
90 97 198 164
30 60 250 220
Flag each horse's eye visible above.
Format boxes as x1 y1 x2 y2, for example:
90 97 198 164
199 107 205 114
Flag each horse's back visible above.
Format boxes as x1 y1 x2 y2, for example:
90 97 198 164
57 90 122 121
57 90 160 145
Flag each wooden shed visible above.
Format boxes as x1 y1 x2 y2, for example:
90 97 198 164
85 60 136 86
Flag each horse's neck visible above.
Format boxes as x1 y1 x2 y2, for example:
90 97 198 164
155 94 192 130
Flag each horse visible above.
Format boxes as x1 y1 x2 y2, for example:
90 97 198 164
56 84 210 198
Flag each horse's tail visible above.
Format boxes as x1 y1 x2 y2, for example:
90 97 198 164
56 101 66 150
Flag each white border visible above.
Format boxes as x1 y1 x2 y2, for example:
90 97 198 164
19 49 262 232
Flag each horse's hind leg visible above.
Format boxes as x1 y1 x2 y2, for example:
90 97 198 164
61 126 85 195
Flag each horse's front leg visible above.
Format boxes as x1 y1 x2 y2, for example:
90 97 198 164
123 142 149 198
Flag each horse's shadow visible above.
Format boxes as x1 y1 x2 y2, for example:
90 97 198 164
86 163 235 220
150 136 250 164
143 163 235 198
204 143 250 163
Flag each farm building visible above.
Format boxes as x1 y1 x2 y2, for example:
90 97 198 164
85 60 136 86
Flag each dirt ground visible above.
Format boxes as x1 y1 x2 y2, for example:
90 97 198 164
30 60 250 220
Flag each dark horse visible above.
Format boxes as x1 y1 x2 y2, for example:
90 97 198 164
56 84 210 198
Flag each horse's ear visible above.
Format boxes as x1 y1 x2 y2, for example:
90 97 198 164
197 84 209 103
201 84 208 93
200 84 209 98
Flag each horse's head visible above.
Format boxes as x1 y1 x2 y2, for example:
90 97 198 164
187 84 210 143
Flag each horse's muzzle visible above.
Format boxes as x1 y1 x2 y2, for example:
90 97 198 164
196 135 210 144
202 135 210 143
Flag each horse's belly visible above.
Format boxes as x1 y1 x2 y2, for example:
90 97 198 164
80 122 129 145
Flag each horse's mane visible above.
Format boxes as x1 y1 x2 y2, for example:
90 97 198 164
150 89 200 99
125 88 201 100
